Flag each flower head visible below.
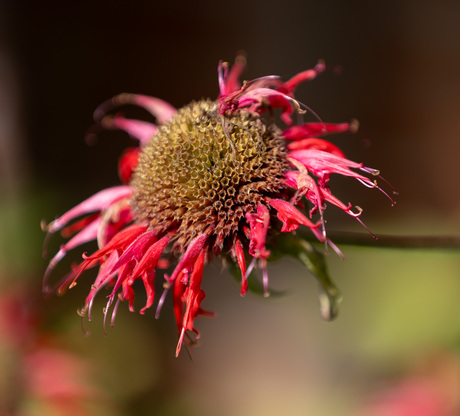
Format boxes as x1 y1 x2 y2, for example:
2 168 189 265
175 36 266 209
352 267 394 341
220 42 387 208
43 55 395 355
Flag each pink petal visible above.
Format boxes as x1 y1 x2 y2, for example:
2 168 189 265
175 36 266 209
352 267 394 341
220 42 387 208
102 116 157 145
269 199 324 242
110 230 158 274
282 61 326 93
289 149 374 185
45 186 132 234
167 233 209 285
287 137 346 157
43 217 102 291
84 251 119 320
231 238 247 296
131 234 171 281
94 93 177 125
224 54 247 95
176 250 207 357
283 121 358 140
245 204 271 259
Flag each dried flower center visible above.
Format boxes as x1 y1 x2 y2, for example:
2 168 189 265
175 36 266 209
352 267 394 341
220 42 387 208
131 100 288 254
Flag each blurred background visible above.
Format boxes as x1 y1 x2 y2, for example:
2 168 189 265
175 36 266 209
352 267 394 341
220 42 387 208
0 0 459 414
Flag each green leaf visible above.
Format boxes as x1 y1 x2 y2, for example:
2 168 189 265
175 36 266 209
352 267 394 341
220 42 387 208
274 233 342 321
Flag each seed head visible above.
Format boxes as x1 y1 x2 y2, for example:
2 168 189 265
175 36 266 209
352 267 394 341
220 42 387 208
132 99 288 255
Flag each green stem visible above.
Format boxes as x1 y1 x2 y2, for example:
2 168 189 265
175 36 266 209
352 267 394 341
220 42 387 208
299 231 460 250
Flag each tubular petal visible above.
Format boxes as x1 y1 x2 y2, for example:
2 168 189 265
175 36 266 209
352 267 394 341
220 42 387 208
43 217 102 292
102 116 158 146
269 199 323 242
245 205 270 259
287 138 346 158
167 233 209 285
94 93 177 124
176 250 207 357
45 186 132 234
282 61 326 93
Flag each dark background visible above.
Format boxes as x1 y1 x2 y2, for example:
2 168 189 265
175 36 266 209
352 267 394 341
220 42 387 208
3 0 460 225
0 1 459 414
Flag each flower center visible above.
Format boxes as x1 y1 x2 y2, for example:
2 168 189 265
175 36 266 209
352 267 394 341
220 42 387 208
131 99 288 254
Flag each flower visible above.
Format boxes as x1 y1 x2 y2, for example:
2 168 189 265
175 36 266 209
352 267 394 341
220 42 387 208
43 55 395 356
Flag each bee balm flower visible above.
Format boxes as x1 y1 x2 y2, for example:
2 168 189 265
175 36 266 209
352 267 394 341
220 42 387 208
43 56 394 356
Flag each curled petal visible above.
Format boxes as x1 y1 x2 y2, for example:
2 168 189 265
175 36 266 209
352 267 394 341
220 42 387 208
218 54 247 96
83 224 149 266
283 120 358 140
83 251 119 321
287 137 346 158
175 250 207 356
245 204 270 259
231 238 247 296
131 234 171 281
43 217 102 292
237 88 300 124
45 186 132 235
167 233 209 285
130 234 171 314
289 148 372 184
281 61 326 93
269 199 323 242
110 230 157 274
101 116 158 146
94 93 177 124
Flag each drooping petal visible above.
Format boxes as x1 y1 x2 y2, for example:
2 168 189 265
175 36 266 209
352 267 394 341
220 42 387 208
109 230 157 274
94 93 177 125
101 116 158 146
45 186 132 234
129 233 171 314
83 251 119 321
96 201 134 249
245 204 271 259
283 120 358 140
281 61 326 94
130 234 171 282
176 250 207 357
59 213 100 239
167 233 209 285
289 148 374 186
286 137 346 157
237 88 300 124
43 217 102 292
269 199 323 241
231 238 247 296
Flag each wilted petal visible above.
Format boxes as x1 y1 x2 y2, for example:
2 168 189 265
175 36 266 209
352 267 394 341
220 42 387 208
43 217 102 292
176 250 207 356
167 233 209 285
45 186 132 234
102 115 157 145
94 93 177 124
283 121 358 140
269 199 323 239
286 137 346 157
281 61 326 93
245 204 270 259
231 238 247 296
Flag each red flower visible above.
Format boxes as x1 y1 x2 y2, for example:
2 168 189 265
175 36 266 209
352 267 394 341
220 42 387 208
43 55 395 355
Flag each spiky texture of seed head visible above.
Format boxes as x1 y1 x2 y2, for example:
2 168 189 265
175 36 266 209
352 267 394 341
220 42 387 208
131 100 288 254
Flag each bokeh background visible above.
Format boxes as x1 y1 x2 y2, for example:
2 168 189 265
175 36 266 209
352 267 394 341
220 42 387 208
0 0 459 414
